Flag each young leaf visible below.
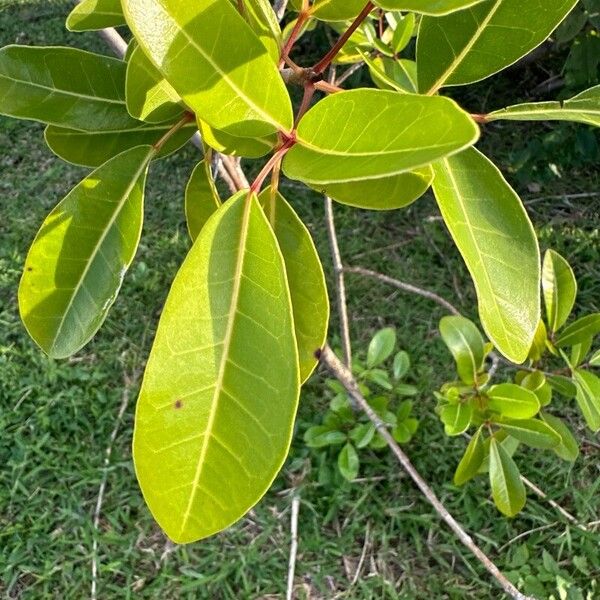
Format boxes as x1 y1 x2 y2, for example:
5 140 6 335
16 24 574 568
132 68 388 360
497 419 561 449
540 412 579 462
134 192 300 544
0 46 138 131
486 85 600 128
185 159 222 242
19 146 153 358
367 328 396 368
283 90 479 187
122 0 293 137
439 315 485 385
520 371 552 407
489 438 526 517
454 427 485 485
338 443 360 481
44 122 196 168
258 188 329 383
126 46 185 124
432 148 541 364
487 384 540 419
393 351 410 380
66 0 126 31
417 0 578 93
572 369 600 431
440 402 473 436
542 250 577 333
555 314 600 348
375 0 484 15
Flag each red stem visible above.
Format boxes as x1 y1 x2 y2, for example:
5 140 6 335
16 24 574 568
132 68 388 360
313 2 375 75
249 136 296 194
279 11 309 69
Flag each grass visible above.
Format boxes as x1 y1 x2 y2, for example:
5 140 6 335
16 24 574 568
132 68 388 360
0 1 599 598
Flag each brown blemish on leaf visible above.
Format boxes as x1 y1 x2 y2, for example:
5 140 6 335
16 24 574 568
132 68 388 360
174 399 183 409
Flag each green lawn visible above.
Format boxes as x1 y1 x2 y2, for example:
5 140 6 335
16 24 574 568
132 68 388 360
1 2 599 598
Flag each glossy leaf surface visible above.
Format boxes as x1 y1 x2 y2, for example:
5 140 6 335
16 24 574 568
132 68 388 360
19 146 152 358
134 192 300 543
258 188 329 383
487 384 540 419
122 0 293 137
498 419 561 449
284 90 479 186
66 0 126 31
439 315 485 385
489 438 526 517
542 250 577 333
432 148 540 363
417 0 578 93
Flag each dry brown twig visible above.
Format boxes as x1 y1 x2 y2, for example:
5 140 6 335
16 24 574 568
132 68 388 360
285 494 301 600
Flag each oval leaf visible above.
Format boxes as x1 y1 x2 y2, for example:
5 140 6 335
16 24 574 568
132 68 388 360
454 427 485 485
367 328 397 368
540 412 579 462
542 249 577 333
134 192 300 543
441 401 473 436
489 437 526 517
258 188 329 383
338 443 360 481
66 0 126 31
283 89 479 186
122 0 293 137
556 314 600 348
439 315 485 384
487 384 540 419
19 145 153 358
497 419 561 449
432 148 541 364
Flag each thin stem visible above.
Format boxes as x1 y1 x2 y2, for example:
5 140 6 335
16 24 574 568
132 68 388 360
279 10 309 68
313 2 375 75
295 83 317 127
313 80 343 94
319 346 534 600
285 494 301 600
153 112 195 152
249 137 296 194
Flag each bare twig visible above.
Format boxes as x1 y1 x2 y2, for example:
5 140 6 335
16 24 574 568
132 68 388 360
324 198 352 367
344 266 461 316
274 0 289 21
286 494 301 600
91 371 139 600
521 478 585 529
335 62 365 86
319 346 533 600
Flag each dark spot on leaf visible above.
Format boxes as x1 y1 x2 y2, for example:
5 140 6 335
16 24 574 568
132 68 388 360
174 399 183 409
27 267 33 271
314 348 322 360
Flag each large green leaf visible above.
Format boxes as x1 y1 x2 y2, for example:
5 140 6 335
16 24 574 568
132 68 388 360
432 148 540 363
0 46 138 132
375 0 485 15
283 90 479 186
487 384 540 419
556 314 600 348
126 46 185 124
185 159 222 242
573 369 600 431
233 0 282 62
542 249 577 333
134 192 300 543
66 0 126 31
44 122 195 167
258 188 329 383
489 437 526 517
19 146 153 359
439 315 485 385
487 86 600 127
417 0 578 93
497 419 561 449
199 119 276 158
122 0 293 138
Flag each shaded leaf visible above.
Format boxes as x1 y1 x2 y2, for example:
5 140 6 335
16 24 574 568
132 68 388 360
375 0 484 15
440 402 473 436
66 0 126 31
489 438 526 517
439 315 485 384
454 427 484 485
497 419 561 449
542 249 577 333
185 159 221 242
338 443 360 481
573 369 600 431
367 327 396 368
487 383 540 419
305 426 347 448
556 314 600 347
540 412 579 462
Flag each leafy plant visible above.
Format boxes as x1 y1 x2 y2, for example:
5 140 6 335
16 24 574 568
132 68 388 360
437 250 599 516
305 328 419 482
0 0 598 545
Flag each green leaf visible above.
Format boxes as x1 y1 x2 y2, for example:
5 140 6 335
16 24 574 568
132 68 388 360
185 159 222 242
375 0 485 15
396 399 413 422
454 427 485 485
283 90 479 187
126 45 185 124
365 369 393 390
542 250 577 333
572 369 600 431
392 420 417 443
520 371 552 407
313 168 434 211
365 54 418 93
258 188 329 383
417 0 578 93
497 419 561 449
440 402 473 436
199 119 276 158
0 46 139 131
590 349 600 367
305 426 347 448
122 0 293 137
367 327 396 368
439 315 485 384
134 192 300 543
571 336 593 368
19 146 153 359
66 0 126 30
528 319 548 362
310 0 366 21
547 374 577 399
44 123 195 168
393 351 410 380
489 437 526 517
395 383 418 396
391 13 415 54
432 148 540 364
350 423 376 448
556 314 600 347
540 412 579 462
487 86 600 128
234 0 282 63
487 384 540 419
338 443 360 481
